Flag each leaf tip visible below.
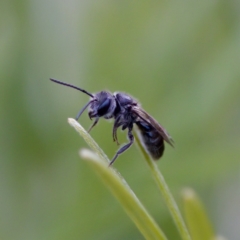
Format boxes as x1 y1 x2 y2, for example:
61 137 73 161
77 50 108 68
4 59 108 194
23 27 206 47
79 148 97 160
68 117 77 126
181 187 196 200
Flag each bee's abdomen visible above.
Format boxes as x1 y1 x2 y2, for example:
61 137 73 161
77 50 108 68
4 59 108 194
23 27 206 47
136 121 164 160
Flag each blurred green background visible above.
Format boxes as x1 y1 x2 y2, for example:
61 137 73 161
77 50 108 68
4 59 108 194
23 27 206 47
1 1 240 239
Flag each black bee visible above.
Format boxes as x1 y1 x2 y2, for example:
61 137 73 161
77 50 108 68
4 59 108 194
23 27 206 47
50 78 174 166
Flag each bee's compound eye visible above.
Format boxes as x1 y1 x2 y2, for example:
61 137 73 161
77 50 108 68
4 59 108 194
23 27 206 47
98 98 111 116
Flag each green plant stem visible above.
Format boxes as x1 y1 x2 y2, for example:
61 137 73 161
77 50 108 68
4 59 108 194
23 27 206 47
135 132 192 240
68 118 168 240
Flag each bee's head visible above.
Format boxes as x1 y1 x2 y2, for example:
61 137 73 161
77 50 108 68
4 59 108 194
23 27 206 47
88 91 116 119
49 78 116 120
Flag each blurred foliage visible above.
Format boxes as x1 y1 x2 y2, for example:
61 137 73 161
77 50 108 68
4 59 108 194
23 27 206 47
1 0 240 240
182 188 215 240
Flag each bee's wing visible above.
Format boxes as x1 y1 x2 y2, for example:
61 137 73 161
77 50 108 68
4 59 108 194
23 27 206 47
132 106 174 147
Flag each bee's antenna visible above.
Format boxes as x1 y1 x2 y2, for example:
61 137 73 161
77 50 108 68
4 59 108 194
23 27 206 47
50 78 94 98
75 99 96 120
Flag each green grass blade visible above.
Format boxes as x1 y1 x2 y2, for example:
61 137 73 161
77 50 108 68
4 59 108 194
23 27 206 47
68 118 168 240
135 132 191 240
182 188 215 240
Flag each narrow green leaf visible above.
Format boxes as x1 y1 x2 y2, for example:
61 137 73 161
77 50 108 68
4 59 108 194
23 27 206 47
182 188 215 240
68 118 167 240
135 132 191 240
